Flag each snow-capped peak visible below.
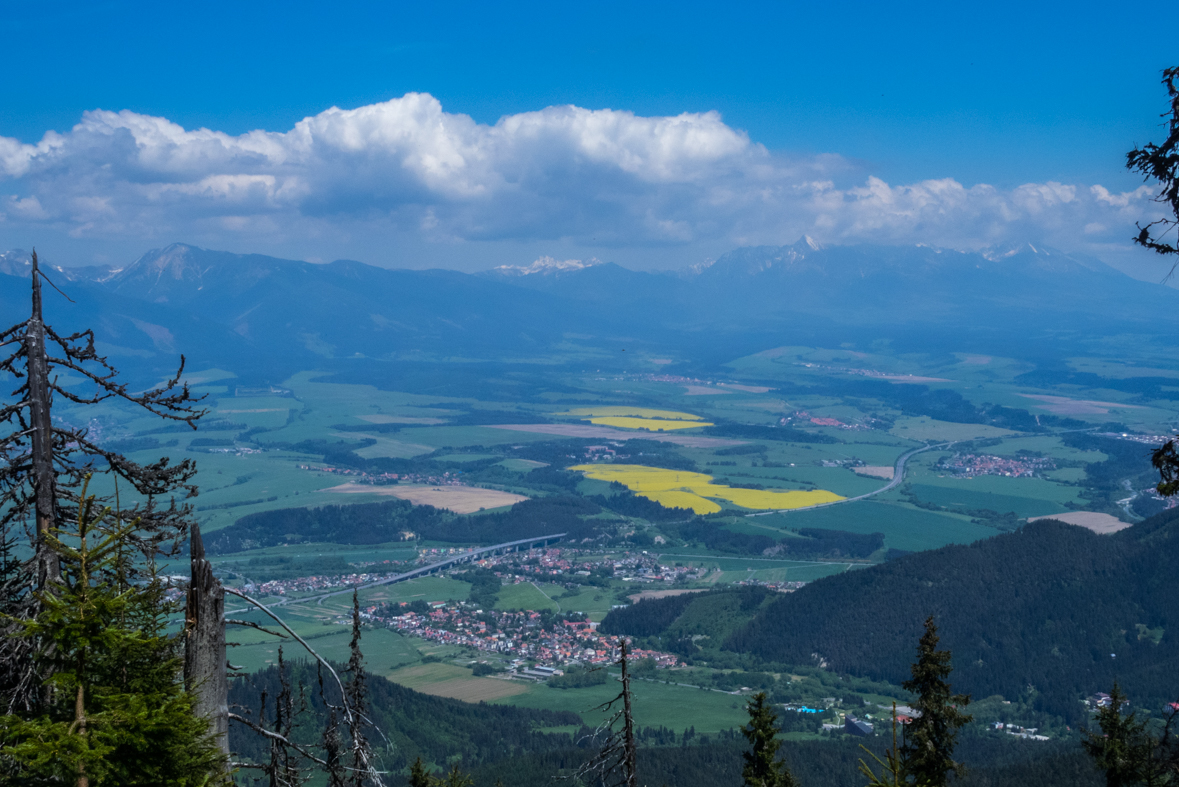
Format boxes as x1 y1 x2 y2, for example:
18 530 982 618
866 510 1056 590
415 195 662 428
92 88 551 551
491 255 604 277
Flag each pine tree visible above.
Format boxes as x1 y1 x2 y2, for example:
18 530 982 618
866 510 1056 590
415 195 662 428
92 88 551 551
741 691 798 787
0 486 227 785
899 616 972 787
408 757 433 787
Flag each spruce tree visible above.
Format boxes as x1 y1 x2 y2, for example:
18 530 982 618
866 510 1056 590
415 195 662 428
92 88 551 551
741 691 798 787
0 486 227 785
1082 683 1167 787
899 616 971 787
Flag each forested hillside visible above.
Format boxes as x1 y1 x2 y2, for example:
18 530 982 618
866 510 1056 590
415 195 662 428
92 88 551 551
723 510 1179 722
228 663 580 770
207 495 602 552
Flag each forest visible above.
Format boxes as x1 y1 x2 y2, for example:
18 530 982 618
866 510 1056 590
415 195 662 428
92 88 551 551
723 510 1179 723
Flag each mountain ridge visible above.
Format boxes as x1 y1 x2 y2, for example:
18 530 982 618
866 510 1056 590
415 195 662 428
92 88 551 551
5 240 1178 382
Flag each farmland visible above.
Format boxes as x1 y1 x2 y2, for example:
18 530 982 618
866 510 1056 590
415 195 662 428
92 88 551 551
570 464 844 514
62 335 1179 738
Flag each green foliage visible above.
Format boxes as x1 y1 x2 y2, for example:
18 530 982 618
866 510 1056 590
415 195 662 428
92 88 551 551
1081 683 1177 787
724 510 1179 723
211 494 603 552
229 663 580 770
463 567 501 609
1125 66 1179 259
899 617 971 787
547 665 609 689
0 491 226 785
470 663 502 677
859 707 935 787
741 692 798 787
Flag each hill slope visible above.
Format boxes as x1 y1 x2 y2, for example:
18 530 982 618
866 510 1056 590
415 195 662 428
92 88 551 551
720 510 1179 722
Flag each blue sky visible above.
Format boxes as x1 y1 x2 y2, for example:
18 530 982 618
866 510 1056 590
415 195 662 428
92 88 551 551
1 0 1177 273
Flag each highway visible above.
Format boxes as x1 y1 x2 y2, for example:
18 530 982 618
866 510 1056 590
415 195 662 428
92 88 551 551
745 441 955 518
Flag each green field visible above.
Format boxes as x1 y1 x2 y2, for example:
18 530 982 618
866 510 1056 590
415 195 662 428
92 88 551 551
750 500 996 552
907 483 1070 517
495 582 560 612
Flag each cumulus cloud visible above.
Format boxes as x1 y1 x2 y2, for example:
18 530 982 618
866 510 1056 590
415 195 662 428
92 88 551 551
0 93 1164 258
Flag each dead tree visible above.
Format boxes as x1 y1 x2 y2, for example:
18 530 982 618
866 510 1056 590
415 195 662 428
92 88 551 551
223 587 390 785
574 638 639 787
0 249 205 714
345 590 374 787
186 523 229 760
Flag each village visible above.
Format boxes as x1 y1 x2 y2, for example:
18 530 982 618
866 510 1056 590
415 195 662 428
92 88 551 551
296 464 467 486
937 452 1055 478
370 602 680 671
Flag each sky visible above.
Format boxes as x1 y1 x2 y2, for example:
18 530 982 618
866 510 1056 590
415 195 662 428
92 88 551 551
1 0 1177 275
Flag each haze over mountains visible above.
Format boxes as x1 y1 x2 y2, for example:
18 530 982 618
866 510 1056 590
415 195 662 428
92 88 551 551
2 240 1176 383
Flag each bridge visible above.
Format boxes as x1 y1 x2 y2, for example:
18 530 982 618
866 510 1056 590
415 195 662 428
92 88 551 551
229 532 568 609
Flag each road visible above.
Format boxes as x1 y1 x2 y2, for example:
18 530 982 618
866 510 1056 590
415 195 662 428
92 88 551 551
745 441 955 518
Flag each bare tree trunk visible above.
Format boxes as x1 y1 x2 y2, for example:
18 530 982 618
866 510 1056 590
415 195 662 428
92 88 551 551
75 682 88 787
185 522 229 760
26 251 59 589
619 639 638 787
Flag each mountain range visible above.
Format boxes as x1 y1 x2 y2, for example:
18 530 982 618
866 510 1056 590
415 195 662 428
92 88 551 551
2 240 1176 384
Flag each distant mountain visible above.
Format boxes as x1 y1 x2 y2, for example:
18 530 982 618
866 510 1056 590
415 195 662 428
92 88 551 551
488 255 604 277
0 249 114 282
5 239 1179 382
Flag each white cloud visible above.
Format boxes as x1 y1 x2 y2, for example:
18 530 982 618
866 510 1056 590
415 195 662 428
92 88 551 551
0 93 1166 260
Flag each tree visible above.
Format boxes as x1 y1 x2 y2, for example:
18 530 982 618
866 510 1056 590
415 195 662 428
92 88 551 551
1128 67 1179 499
1083 683 1179 787
859 704 934 787
899 616 972 787
1127 67 1179 264
0 485 227 785
741 691 798 787
345 590 373 787
574 638 639 787
0 251 205 713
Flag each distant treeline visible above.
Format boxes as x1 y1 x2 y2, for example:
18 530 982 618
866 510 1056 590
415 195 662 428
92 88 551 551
206 499 444 553
208 495 604 554
703 423 837 444
587 491 696 522
464 728 1103 787
660 519 883 558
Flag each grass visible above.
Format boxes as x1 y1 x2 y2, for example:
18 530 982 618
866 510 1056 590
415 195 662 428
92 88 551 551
889 417 1018 442
495 582 560 612
229 626 419 674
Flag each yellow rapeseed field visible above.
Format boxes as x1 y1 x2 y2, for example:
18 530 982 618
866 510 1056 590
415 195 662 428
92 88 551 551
562 407 703 420
570 464 844 514
587 416 713 431
560 407 711 431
